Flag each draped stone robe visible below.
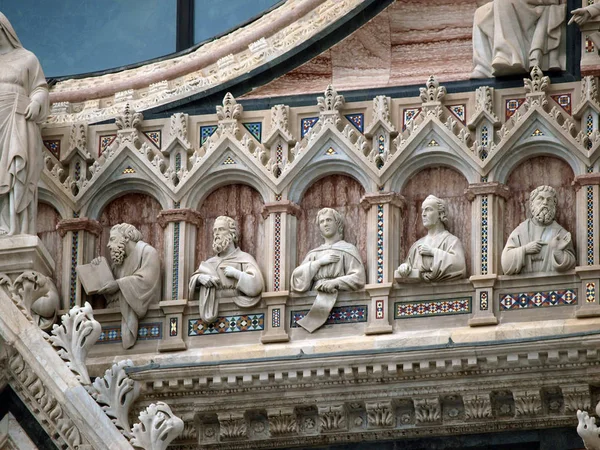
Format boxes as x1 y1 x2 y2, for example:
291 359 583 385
192 247 264 323
403 230 467 282
108 241 161 349
501 219 576 275
291 240 365 333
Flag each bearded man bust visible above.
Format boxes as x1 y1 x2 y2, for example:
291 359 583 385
189 216 264 323
501 185 576 275
94 223 161 349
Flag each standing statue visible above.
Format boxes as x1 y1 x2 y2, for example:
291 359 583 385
0 13 49 235
189 216 264 323
470 0 566 78
291 208 365 333
502 186 576 275
92 224 161 349
395 195 467 282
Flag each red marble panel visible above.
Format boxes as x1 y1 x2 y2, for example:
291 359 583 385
297 175 367 266
401 167 472 275
37 203 63 299
504 156 576 247
196 185 266 273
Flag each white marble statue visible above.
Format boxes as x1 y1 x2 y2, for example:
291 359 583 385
93 223 161 349
0 12 49 235
291 208 365 333
189 216 264 323
471 0 566 78
395 195 467 282
502 185 576 275
570 3 600 49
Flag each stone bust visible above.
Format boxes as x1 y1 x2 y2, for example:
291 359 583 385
93 223 161 349
0 12 49 235
290 208 365 333
395 195 466 282
189 216 264 323
501 185 576 275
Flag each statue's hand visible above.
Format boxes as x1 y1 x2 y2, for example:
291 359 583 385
196 274 215 287
569 7 592 26
317 279 339 293
318 254 340 267
91 257 103 266
551 232 571 252
397 263 412 278
525 240 547 254
24 100 41 121
97 280 119 295
223 266 241 280
417 244 433 256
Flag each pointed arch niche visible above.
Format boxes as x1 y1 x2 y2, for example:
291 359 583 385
401 167 471 275
504 156 576 249
297 175 367 267
195 184 266 273
37 203 64 303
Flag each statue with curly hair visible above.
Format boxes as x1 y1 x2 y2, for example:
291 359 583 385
395 195 466 282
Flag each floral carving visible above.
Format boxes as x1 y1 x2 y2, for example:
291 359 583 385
365 401 394 428
131 402 184 450
414 398 441 424
463 394 492 420
318 405 346 432
514 390 542 417
218 413 247 439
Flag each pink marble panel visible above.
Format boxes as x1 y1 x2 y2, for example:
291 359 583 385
297 175 367 266
401 167 472 275
504 156 576 248
37 203 63 297
196 185 266 273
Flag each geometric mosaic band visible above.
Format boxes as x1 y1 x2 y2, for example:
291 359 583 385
290 305 367 328
499 289 577 310
98 322 162 344
394 298 471 319
188 314 264 336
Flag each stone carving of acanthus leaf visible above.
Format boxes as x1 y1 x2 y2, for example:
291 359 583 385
577 409 600 450
524 66 549 94
130 402 184 450
420 75 446 103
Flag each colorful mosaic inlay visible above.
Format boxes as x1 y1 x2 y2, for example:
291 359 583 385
394 298 471 319
587 114 595 150
290 305 367 327
122 166 136 174
550 94 572 115
481 195 489 275
243 122 262 142
200 125 217 145
587 185 595 265
222 156 236 165
427 139 439 147
402 108 421 131
301 117 319 138
375 300 384 319
188 314 264 336
99 134 117 156
505 99 525 121
272 308 281 328
172 222 180 299
499 289 577 310
170 318 178 337
377 204 384 283
143 130 162 149
377 134 385 169
586 36 596 53
175 152 182 171
69 230 79 307
587 283 596 303
325 147 337 155
98 323 162 344
273 213 282 291
480 291 489 310
345 113 364 133
447 104 466 125
43 139 61 159
531 129 544 136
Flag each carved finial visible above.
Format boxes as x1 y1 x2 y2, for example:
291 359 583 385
90 359 140 438
582 76 599 104
318 85 344 113
420 75 446 104
524 66 550 94
168 113 191 148
67 123 89 156
216 92 243 121
49 302 101 385
372 96 391 123
474 86 494 114
115 103 143 130
131 402 184 450
270 104 290 134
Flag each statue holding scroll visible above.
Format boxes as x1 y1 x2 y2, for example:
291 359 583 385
395 195 466 282
189 216 264 323
291 208 365 333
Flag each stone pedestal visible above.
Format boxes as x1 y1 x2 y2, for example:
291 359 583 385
261 291 290 343
468 274 499 326
158 299 188 351
364 283 393 335
575 266 600 318
0 235 55 276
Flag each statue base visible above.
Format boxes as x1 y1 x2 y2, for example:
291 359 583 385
0 235 55 277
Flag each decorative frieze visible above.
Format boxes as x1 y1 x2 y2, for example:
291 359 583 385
318 405 346 432
414 398 441 424
513 390 542 417
365 401 394 428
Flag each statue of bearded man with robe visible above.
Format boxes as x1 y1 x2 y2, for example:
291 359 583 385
189 216 264 323
94 223 161 349
291 208 365 333
502 185 576 275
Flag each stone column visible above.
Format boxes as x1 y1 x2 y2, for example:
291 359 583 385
57 217 103 308
573 172 600 317
464 182 509 326
259 200 301 343
360 192 405 335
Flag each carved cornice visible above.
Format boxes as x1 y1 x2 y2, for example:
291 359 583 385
572 172 600 190
464 182 510 201
261 201 302 219
359 192 406 210
157 209 203 228
56 218 103 237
